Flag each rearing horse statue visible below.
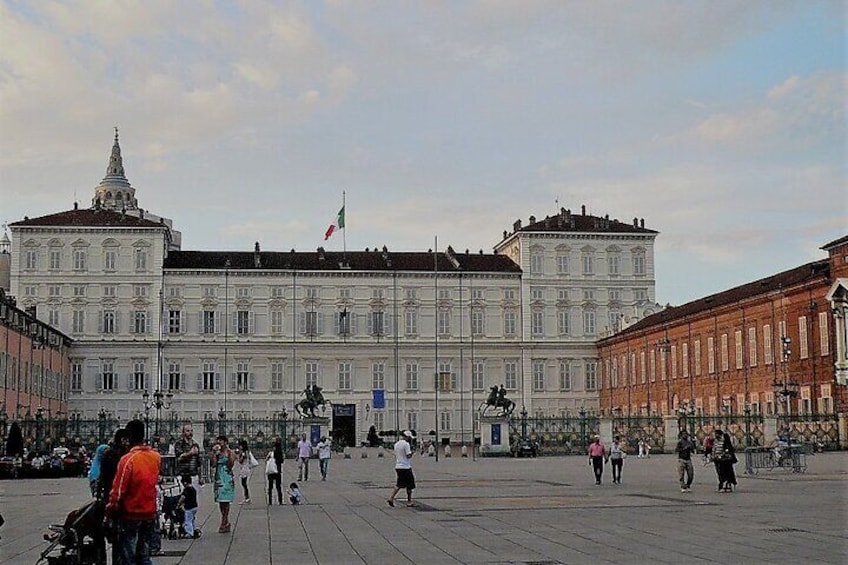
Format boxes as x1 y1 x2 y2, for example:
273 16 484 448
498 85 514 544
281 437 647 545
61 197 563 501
297 384 328 418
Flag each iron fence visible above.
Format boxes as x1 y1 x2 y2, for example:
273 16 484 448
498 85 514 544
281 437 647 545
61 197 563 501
508 413 601 455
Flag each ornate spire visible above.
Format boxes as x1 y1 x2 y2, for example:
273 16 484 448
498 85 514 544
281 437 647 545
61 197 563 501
92 128 138 210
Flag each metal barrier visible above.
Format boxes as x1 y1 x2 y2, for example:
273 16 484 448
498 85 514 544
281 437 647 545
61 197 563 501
744 446 806 474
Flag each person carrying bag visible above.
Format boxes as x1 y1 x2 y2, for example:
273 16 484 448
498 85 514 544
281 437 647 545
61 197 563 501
265 450 283 505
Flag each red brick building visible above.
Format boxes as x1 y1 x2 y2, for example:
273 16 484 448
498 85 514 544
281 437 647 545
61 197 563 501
1 288 72 420
598 237 848 423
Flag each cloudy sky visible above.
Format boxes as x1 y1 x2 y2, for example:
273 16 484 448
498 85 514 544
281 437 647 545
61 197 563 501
1 1 845 306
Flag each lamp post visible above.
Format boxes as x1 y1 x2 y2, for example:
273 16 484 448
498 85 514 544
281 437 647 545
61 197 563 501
142 389 173 443
280 407 288 447
97 407 107 444
578 404 587 454
218 406 226 438
520 406 528 441
35 406 44 454
743 401 752 447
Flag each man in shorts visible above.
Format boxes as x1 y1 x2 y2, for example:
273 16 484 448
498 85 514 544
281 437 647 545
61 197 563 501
387 431 416 508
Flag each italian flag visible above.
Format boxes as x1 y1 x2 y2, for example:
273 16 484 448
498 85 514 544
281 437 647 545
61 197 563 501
324 206 345 240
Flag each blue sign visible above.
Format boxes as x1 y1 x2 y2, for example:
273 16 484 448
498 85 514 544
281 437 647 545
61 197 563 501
372 389 385 409
310 425 321 445
492 423 501 446
333 404 355 417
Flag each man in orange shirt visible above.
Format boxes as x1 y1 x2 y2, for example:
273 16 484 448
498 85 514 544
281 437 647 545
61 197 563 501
107 419 161 565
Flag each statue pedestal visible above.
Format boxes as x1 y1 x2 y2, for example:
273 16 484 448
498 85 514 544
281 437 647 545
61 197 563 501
301 417 330 447
479 415 510 456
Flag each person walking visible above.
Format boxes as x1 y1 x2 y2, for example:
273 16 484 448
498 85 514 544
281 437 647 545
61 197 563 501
297 434 312 481
88 443 108 497
387 431 416 508
237 440 255 504
317 436 332 481
609 436 625 484
212 435 236 532
588 435 607 485
676 430 697 492
718 431 738 492
106 419 161 565
266 450 283 505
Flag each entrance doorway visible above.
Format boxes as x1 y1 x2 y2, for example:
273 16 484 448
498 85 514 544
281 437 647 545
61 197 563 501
332 404 356 448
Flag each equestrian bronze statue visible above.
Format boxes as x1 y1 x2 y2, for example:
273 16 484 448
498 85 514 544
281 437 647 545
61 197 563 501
478 384 516 417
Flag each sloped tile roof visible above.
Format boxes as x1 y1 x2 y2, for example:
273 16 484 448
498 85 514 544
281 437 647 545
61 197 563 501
10 208 164 228
605 259 831 340
165 249 522 274
516 211 658 235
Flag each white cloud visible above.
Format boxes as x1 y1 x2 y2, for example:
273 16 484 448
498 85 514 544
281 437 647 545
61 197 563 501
769 75 800 99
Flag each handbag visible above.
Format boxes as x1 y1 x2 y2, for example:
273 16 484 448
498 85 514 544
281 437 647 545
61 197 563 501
265 457 278 475
249 452 259 469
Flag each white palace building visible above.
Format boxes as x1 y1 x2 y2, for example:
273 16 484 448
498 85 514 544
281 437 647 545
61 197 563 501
8 133 660 444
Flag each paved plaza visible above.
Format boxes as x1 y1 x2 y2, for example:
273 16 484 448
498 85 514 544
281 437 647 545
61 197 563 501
1 449 846 564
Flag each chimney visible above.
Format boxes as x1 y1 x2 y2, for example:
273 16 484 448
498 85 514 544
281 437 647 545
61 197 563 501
139 209 144 219
317 247 325 261
633 217 638 227
513 219 522 231
254 242 261 268
529 215 536 224
73 201 79 210
544 216 550 229
640 218 645 228
581 205 586 216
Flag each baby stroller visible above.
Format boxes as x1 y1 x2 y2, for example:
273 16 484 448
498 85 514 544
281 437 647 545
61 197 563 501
159 479 187 540
38 499 106 565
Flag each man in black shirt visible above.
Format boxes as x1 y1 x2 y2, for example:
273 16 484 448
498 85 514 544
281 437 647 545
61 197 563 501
675 430 697 493
174 423 201 489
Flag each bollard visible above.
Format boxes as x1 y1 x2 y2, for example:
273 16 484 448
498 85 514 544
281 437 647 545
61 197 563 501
444 444 452 458
344 446 351 459
361 449 368 458
377 450 384 458
461 445 468 458
428 444 435 457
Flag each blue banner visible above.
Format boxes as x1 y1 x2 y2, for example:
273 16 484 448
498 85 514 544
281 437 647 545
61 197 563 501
492 423 501 446
372 389 385 409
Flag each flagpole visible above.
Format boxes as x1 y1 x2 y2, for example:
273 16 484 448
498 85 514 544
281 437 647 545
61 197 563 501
342 190 347 265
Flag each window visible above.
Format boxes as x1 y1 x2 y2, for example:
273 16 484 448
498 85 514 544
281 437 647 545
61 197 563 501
640 352 646 383
763 325 773 365
439 411 452 432
694 340 702 376
471 288 484 300
608 254 620 275
585 360 598 391
532 360 545 391
132 360 147 391
372 362 385 390
49 285 61 297
168 287 181 298
100 360 115 391
270 361 285 391
633 253 646 275
531 311 545 337
25 250 38 270
557 255 569 275
236 310 251 335
303 311 318 336
132 310 147 334
373 411 384 431
609 311 621 333
559 360 572 390
634 289 648 302
202 286 217 298
438 362 456 391
338 361 352 390
530 287 544 301
530 253 544 274
236 287 250 298
437 310 450 336
583 289 595 301
23 285 36 297
338 288 351 299
270 310 284 334
682 343 689 378
104 250 116 271
202 311 216 334
557 289 569 301
504 361 518 389
504 289 515 301
102 285 116 298
235 361 250 391
73 249 87 270
134 248 147 271
405 288 417 300
660 348 667 381
372 288 385 300
472 361 485 391
799 316 808 358
650 350 656 382
405 362 419 390
471 310 484 335
438 288 451 300
405 309 418 336
819 312 829 356
720 334 729 372
305 287 319 300
504 310 516 336
102 311 116 334
168 310 182 334
70 361 83 391
48 309 59 327
335 310 351 336
134 285 149 298
49 249 61 270
407 412 418 433
370 311 386 336
73 310 85 333
735 330 743 369
201 361 218 391
609 289 620 301
583 309 596 335
168 361 182 391
748 327 758 367
707 336 716 374
581 253 594 275
271 286 285 298
305 361 318 388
